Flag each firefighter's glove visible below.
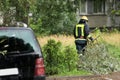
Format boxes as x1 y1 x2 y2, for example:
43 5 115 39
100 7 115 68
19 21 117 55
89 37 94 42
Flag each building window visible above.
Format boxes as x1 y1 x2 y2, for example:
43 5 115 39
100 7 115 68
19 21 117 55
79 0 106 15
80 0 87 14
93 0 105 14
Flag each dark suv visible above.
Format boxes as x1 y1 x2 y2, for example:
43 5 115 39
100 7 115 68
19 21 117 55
0 27 45 80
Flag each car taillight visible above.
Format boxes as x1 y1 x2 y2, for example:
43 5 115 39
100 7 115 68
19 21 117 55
34 58 45 76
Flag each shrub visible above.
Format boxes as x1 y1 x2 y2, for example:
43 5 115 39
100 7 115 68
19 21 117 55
42 39 78 75
62 46 78 72
43 39 62 75
57 45 78 74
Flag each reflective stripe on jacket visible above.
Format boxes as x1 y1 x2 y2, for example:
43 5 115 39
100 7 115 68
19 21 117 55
75 24 84 37
74 24 85 39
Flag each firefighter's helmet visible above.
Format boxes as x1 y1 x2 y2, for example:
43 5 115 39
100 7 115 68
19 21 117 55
81 16 88 21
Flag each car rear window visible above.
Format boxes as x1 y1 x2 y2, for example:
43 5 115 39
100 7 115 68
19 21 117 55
0 29 41 54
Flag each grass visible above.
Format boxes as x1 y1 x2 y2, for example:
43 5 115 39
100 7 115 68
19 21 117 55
101 32 120 59
37 32 120 47
101 32 120 47
37 32 120 76
37 35 75 47
107 44 120 59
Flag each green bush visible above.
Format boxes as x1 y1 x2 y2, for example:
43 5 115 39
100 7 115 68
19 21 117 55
43 39 62 75
30 18 51 36
62 46 78 72
42 39 78 75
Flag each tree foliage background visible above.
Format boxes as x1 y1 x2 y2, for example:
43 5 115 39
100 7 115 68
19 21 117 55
31 0 80 35
0 0 81 35
0 0 120 35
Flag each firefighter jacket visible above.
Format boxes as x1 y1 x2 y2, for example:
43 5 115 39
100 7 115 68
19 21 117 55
74 23 90 40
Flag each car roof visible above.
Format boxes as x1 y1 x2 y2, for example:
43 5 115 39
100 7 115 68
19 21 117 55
0 27 32 30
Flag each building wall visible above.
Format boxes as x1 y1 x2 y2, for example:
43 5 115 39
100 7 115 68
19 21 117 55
79 15 107 27
79 15 120 28
78 0 120 28
115 15 120 26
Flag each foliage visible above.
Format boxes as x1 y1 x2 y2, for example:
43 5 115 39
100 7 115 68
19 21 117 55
0 0 13 26
43 39 62 75
0 0 80 34
76 30 120 75
30 18 44 34
0 0 36 26
42 39 78 75
0 0 120 34
62 46 78 72
33 0 78 35
77 41 120 74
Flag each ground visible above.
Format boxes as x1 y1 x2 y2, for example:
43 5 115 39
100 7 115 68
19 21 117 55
46 71 120 80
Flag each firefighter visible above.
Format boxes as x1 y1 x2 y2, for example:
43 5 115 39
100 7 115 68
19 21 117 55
74 16 93 55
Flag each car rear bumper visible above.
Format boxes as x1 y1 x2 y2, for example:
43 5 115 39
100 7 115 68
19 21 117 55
34 76 45 80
